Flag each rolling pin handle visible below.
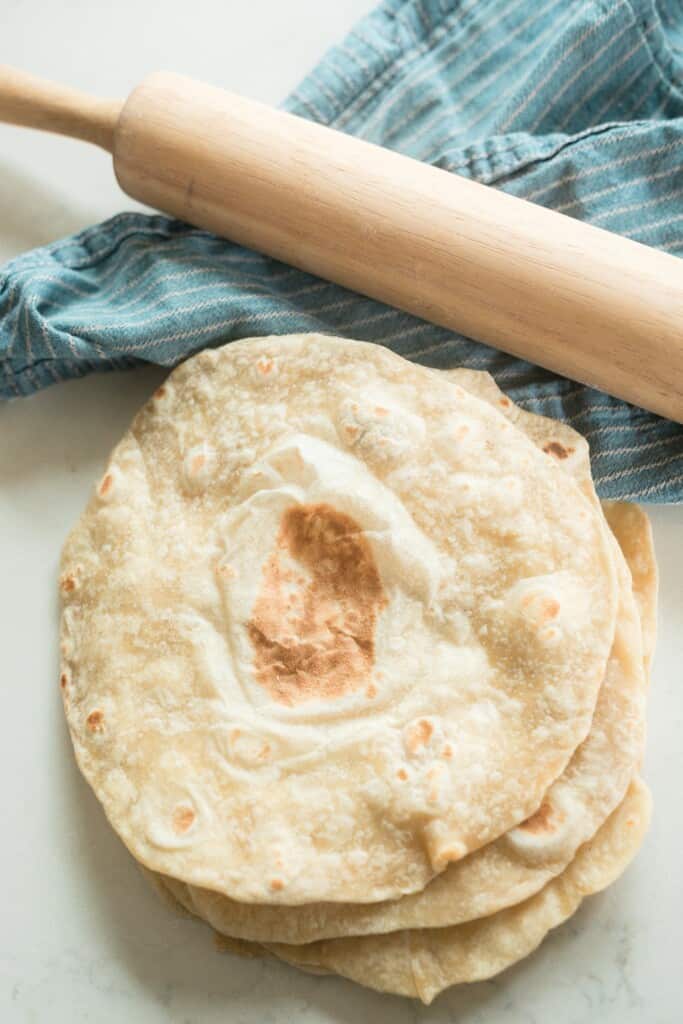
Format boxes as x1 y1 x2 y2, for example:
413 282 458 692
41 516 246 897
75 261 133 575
0 64 122 152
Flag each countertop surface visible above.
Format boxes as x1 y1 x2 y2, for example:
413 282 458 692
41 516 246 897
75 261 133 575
1 2 681 1022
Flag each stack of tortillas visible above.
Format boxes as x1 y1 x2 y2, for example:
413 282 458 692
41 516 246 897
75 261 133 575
59 335 656 1004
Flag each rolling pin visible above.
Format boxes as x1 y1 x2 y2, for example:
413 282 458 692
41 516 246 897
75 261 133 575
1 65 682 421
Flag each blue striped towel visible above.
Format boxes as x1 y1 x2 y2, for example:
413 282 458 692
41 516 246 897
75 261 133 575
1 0 682 501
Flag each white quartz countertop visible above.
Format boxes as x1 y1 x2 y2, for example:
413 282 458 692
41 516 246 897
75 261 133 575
1 3 681 1021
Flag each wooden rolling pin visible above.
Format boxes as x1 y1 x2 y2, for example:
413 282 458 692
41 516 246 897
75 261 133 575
1 65 682 421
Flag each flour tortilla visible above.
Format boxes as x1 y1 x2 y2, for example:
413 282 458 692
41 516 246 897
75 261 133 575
168 502 645 944
143 370 652 1002
177 373 645 942
261 387 653 998
471 384 657 672
148 780 653 1002
267 778 651 1002
602 502 658 673
60 336 617 904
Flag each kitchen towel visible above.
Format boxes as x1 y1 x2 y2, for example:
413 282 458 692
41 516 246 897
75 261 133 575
1 0 682 500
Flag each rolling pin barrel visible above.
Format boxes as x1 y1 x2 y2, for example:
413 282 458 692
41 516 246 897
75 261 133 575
1 64 681 420
113 72 683 422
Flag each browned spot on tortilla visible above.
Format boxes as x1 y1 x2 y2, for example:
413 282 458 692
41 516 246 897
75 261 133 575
397 768 408 781
366 682 377 699
435 842 467 868
98 473 113 497
442 743 453 760
59 672 68 690
257 357 274 375
375 406 389 416
248 503 386 705
499 396 511 408
86 709 104 733
543 440 574 460
190 452 206 475
534 599 559 625
60 574 76 594
519 799 560 835
259 743 271 760
405 718 434 755
270 878 285 892
344 424 359 439
521 592 560 624
172 805 196 835
154 385 166 399
540 597 560 621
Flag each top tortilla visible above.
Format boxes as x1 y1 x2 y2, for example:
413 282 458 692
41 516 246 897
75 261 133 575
176 370 645 941
59 335 617 904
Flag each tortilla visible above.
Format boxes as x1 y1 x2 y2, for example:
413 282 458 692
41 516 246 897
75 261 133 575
146 779 652 1003
602 502 658 673
178 372 644 942
267 778 651 1002
60 337 617 904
